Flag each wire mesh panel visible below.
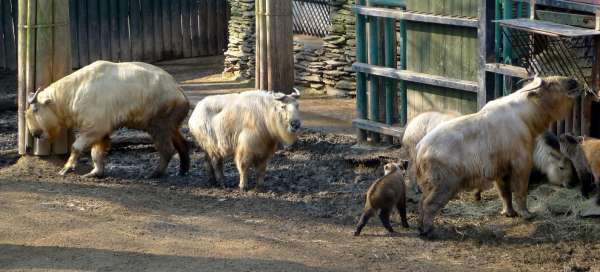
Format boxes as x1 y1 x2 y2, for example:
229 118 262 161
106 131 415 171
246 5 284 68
292 0 331 37
502 27 595 93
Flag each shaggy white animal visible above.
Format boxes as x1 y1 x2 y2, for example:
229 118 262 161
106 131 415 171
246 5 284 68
25 61 190 178
188 89 301 191
415 76 581 237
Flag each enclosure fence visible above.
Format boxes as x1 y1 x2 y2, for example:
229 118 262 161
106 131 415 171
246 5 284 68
0 0 229 71
292 0 331 37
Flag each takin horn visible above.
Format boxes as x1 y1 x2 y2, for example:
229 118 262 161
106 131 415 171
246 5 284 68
27 87 43 105
291 88 301 98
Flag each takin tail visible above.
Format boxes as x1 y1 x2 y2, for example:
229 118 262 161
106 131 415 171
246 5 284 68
172 129 190 176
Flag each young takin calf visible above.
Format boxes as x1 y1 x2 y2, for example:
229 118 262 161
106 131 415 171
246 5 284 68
415 76 581 237
559 133 599 204
25 61 190 178
354 161 409 236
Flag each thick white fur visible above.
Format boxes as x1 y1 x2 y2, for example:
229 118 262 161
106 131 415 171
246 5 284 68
188 90 300 190
36 60 187 133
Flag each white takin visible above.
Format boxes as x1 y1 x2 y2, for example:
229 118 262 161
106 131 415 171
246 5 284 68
188 89 301 191
414 76 581 237
403 112 575 200
25 61 190 178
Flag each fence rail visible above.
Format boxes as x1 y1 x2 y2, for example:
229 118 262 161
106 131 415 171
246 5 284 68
0 0 229 71
292 0 331 37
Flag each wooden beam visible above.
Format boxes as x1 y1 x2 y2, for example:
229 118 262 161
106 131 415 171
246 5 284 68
485 63 529 78
352 119 405 138
368 0 406 8
495 19 600 37
352 5 479 28
478 0 495 109
352 63 479 93
514 0 600 13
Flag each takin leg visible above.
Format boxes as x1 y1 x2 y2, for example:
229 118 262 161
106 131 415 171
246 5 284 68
511 168 534 219
171 129 190 176
234 151 251 192
396 198 409 228
83 136 110 178
354 208 376 236
379 207 395 234
204 153 217 185
148 128 176 178
211 157 226 186
495 177 517 217
59 132 102 176
255 159 268 192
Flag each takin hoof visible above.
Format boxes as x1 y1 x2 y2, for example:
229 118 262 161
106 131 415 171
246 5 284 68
148 171 165 179
353 230 361 237
518 211 535 220
82 171 104 179
239 186 250 193
402 222 410 228
58 166 75 176
500 209 518 217
418 227 434 239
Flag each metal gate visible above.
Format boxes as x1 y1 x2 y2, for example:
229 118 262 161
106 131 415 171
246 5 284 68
292 0 331 37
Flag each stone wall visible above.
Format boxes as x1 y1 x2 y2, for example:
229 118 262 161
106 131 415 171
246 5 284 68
223 0 256 79
223 0 357 96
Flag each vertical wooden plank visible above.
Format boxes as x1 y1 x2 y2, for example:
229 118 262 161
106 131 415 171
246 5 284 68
216 0 226 53
51 0 72 154
17 0 26 154
78 0 89 65
181 0 192 58
478 0 495 109
573 96 581 136
205 0 215 55
109 0 120 61
130 0 143 60
369 14 380 143
256 0 267 89
34 0 53 155
171 0 183 58
0 0 6 70
197 0 207 56
88 0 101 62
190 0 200 57
161 0 172 58
99 0 111 60
265 0 294 93
141 0 154 61
152 0 163 61
355 0 367 141
118 0 131 61
3 0 17 70
69 0 80 69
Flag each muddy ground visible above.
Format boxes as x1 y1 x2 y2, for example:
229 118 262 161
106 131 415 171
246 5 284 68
2 64 600 271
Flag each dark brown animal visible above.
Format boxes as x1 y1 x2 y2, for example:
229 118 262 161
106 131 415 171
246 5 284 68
354 161 409 236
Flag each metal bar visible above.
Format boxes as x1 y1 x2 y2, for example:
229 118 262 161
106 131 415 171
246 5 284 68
369 14 381 143
353 5 479 28
353 63 479 93
355 0 367 142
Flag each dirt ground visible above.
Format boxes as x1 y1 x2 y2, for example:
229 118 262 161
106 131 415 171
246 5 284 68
1 59 600 271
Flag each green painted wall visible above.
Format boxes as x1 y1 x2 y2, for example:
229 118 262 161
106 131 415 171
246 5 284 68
405 0 479 119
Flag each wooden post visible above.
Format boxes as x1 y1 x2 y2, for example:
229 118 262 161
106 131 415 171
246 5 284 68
255 0 294 93
265 0 294 93
383 16 396 144
355 0 368 142
584 10 600 136
478 0 495 109
18 0 72 156
369 14 380 143
399 9 407 126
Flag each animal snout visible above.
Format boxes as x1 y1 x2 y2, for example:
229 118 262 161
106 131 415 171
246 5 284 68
290 120 301 131
31 129 43 138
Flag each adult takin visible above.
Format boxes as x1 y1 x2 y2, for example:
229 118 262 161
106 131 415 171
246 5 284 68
188 89 301 191
414 76 581 237
354 161 409 236
25 61 190 178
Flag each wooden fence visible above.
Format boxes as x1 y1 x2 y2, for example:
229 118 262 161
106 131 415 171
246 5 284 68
0 0 17 71
0 0 229 71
